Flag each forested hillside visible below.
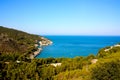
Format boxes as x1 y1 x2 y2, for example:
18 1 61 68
0 26 120 80
0 26 52 61
0 26 42 54
54 44 120 80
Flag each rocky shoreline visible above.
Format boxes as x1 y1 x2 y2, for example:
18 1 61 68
30 37 53 59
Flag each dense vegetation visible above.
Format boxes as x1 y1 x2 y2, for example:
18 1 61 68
0 26 45 61
54 46 120 80
0 26 120 80
0 26 42 54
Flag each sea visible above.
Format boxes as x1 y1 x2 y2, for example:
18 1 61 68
36 36 120 58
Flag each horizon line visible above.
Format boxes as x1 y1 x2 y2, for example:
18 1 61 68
40 34 120 36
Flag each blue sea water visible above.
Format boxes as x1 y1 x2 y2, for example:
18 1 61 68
36 36 120 58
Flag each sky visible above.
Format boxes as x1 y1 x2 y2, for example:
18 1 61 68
0 0 120 36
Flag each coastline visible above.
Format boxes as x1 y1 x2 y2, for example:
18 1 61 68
30 37 53 59
36 36 120 58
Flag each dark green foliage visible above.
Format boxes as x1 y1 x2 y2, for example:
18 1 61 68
97 46 120 58
0 26 42 55
1 26 120 80
54 69 90 80
90 57 120 80
0 53 20 62
0 61 38 80
0 56 94 80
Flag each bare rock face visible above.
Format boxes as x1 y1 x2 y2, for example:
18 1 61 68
50 63 62 67
30 37 53 59
39 37 53 46
91 59 98 64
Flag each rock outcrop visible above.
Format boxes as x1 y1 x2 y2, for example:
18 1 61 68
39 37 53 46
30 37 53 59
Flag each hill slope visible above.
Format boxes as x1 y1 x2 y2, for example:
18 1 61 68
0 26 120 80
0 26 52 61
54 44 120 80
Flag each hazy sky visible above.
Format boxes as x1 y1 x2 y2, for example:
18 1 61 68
0 0 120 35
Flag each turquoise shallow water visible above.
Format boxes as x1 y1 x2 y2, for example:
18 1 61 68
36 36 120 58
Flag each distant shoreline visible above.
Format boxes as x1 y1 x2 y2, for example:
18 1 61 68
41 35 120 37
36 36 120 58
30 38 53 59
